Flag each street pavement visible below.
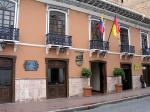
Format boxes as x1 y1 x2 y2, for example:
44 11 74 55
0 88 150 112
79 96 150 112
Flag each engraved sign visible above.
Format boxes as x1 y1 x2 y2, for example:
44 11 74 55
24 60 39 71
75 51 83 66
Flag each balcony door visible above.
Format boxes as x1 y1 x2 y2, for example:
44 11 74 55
46 60 68 99
120 27 129 45
49 11 66 35
141 33 148 49
0 0 16 28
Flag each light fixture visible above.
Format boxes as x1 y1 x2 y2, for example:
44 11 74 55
0 42 7 49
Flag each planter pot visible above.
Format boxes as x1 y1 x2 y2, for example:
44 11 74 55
83 86 92 97
115 84 122 93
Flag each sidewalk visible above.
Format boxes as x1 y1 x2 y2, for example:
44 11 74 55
0 88 150 112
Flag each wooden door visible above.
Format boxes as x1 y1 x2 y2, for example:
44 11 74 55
47 60 67 99
0 58 13 103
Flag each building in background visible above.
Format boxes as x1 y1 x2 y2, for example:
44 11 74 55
0 0 150 103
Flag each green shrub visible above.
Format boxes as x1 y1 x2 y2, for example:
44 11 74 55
113 68 125 77
81 68 92 78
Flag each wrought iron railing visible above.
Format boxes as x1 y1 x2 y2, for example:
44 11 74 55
46 33 72 46
120 44 135 54
0 27 19 41
142 48 150 55
90 40 109 50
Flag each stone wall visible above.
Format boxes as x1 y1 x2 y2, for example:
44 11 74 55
132 76 141 89
15 79 46 102
69 78 88 97
107 76 119 92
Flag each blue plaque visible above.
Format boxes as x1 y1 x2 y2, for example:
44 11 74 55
24 60 39 71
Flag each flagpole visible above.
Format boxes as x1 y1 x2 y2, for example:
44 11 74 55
107 15 116 42
107 22 114 42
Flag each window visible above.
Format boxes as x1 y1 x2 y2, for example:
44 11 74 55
141 32 148 49
120 27 129 45
91 20 103 41
49 11 66 35
48 68 65 85
0 0 16 28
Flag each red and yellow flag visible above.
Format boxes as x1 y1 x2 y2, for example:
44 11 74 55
112 16 120 37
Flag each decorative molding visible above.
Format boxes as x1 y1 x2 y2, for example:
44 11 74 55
36 0 150 31
48 4 68 12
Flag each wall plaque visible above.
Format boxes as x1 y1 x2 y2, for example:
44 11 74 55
24 60 39 71
133 64 141 71
75 51 83 66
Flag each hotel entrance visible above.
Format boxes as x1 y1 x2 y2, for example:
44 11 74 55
90 61 107 94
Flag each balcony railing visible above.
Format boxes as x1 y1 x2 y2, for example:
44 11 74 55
120 44 135 54
0 27 19 41
46 33 72 47
142 48 150 55
90 40 109 51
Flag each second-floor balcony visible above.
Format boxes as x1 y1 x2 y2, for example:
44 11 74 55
120 44 135 54
90 40 109 51
142 48 150 55
46 33 72 47
0 26 19 42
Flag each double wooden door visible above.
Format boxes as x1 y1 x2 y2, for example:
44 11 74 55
0 58 13 103
47 60 67 99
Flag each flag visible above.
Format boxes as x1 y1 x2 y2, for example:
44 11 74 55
97 17 104 34
112 16 120 37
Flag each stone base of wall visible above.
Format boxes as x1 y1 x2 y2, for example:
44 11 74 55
107 76 120 92
107 76 141 92
15 79 46 102
132 75 141 89
69 78 88 97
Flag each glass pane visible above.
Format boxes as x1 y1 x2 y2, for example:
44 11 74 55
48 68 64 85
3 20 9 25
4 11 10 16
0 10 2 14
4 15 10 20
0 69 12 86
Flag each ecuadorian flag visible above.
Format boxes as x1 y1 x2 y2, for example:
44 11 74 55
97 18 104 34
112 16 120 37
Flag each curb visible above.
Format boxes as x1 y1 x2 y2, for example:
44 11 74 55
48 93 150 112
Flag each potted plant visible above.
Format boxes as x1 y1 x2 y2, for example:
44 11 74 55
81 67 92 97
113 68 125 93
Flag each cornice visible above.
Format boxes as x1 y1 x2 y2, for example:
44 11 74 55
36 0 150 30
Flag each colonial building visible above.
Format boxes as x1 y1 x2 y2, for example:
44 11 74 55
0 0 150 103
